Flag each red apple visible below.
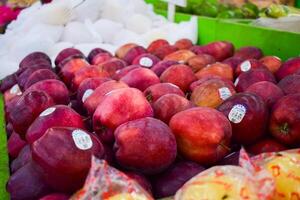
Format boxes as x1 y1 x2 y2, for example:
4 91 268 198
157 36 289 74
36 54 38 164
259 56 282 74
24 69 59 89
26 105 85 144
151 60 178 77
235 59 267 76
112 65 141 80
93 88 153 133
246 81 284 108
163 50 196 64
175 39 193 50
0 73 18 93
9 91 55 137
153 94 195 124
277 74 300 95
7 131 27 158
7 162 51 200
98 58 127 77
152 45 178 60
116 43 137 59
160 64 197 92
222 57 244 71
195 62 234 81
71 65 110 91
217 93 268 145
20 52 51 69
169 107 232 166
276 57 300 80
123 46 147 64
152 161 205 198
76 77 112 105
269 93 300 146
90 52 113 65
235 68 276 92
187 54 216 73
59 58 89 85
120 68 160 91
55 48 84 67
147 39 169 54
11 145 31 173
189 75 234 92
84 80 129 115
190 41 234 61
132 53 160 68
246 138 286 155
114 117 177 174
143 83 185 103
234 46 263 60
87 48 109 63
25 79 70 105
31 127 105 193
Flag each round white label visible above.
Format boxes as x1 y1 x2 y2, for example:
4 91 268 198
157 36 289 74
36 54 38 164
72 129 93 150
10 84 22 96
82 89 94 103
228 104 246 124
39 107 56 117
240 60 251 72
234 78 239 87
218 87 232 100
139 57 153 68
178 60 185 64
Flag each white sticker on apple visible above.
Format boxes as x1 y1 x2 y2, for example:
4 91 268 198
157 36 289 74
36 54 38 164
72 129 93 150
228 104 246 124
82 89 94 103
10 84 22 96
139 57 153 68
240 60 251 72
218 87 232 100
234 78 239 86
39 107 56 117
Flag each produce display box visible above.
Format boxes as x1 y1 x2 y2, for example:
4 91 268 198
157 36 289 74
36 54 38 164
146 1 300 60
0 96 9 200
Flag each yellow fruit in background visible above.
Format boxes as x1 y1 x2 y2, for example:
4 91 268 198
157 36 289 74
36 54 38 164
259 153 300 200
107 193 150 200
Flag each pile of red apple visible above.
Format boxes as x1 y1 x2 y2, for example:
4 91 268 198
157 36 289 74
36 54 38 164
1 38 300 200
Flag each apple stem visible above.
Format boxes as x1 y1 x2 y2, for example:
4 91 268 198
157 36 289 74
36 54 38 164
145 93 153 103
280 122 289 134
219 142 231 152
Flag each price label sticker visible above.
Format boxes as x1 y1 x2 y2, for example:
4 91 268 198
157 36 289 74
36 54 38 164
40 107 56 117
234 78 239 87
10 84 22 96
72 129 93 150
228 104 246 124
218 87 232 100
139 57 153 68
82 89 94 103
240 60 251 72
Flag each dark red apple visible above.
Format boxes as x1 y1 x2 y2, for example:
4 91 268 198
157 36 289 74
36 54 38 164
24 79 70 105
59 58 89 85
169 107 232 166
90 52 113 65
153 94 194 124
7 131 27 158
269 93 300 146
152 161 205 198
222 57 244 71
152 45 178 60
31 127 105 193
175 39 193 50
87 48 108 63
217 93 268 145
98 58 127 77
246 138 286 155
9 91 55 137
20 52 51 69
26 105 85 144
116 43 137 59
0 73 18 92
235 68 276 92
123 46 147 64
151 60 178 77
276 57 300 80
277 74 300 95
114 117 177 174
234 46 263 60
7 161 51 200
160 64 197 92
187 54 216 73
55 48 84 67
112 65 141 80
143 83 185 103
119 68 160 91
93 88 153 134
24 69 59 89
147 39 169 54
83 80 128 115
11 145 31 173
246 81 284 108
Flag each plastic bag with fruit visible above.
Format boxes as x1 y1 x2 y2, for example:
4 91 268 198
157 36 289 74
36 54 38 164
70 156 154 200
174 149 275 200
246 149 300 199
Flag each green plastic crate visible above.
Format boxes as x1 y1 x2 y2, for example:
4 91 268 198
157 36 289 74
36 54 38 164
0 96 9 200
152 7 300 60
